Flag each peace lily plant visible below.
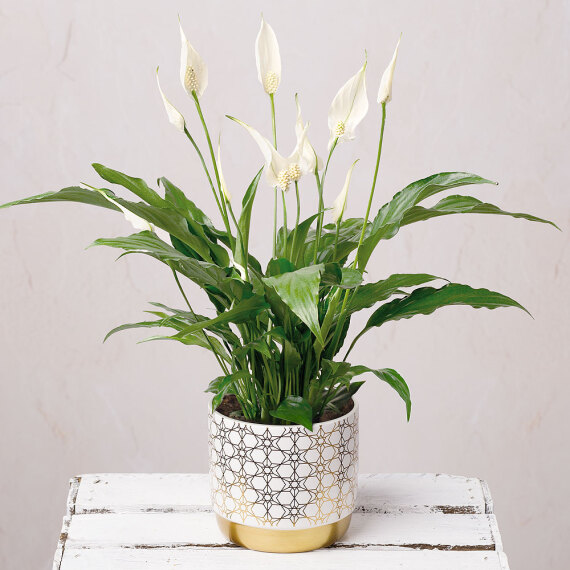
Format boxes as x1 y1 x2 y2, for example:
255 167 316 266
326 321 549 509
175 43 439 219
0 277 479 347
2 18 557 432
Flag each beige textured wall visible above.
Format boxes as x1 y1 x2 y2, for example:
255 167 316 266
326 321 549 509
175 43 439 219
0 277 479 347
1 0 568 568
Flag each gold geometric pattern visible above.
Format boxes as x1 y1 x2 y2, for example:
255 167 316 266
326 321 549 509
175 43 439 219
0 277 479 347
208 405 358 530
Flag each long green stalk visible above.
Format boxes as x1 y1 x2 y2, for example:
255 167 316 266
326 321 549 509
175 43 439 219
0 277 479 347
269 93 278 258
281 189 288 258
354 102 386 269
333 217 341 260
270 94 277 147
273 188 278 258
182 126 224 219
226 200 249 281
314 138 338 263
330 105 388 359
290 181 301 260
191 92 234 248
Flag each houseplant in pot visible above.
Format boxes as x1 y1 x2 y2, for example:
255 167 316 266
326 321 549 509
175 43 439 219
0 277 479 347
1 17 557 553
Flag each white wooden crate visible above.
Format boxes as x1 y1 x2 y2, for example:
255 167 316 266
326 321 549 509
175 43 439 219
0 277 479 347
54 473 509 569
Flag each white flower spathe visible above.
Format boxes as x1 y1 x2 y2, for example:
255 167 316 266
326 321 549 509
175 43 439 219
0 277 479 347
96 190 154 232
295 94 322 173
156 68 185 133
255 17 281 95
216 141 232 202
228 114 315 191
331 160 359 223
179 21 208 98
228 249 247 280
327 58 368 150
377 35 401 104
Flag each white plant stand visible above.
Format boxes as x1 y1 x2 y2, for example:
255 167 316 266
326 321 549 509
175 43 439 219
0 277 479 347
53 473 509 569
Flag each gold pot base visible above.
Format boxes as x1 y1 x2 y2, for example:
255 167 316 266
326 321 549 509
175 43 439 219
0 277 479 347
216 513 352 553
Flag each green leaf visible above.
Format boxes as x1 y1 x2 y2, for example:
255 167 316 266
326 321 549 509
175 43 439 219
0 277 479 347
290 213 320 267
151 330 231 360
160 177 228 244
1 183 215 263
323 314 352 359
321 359 353 383
91 230 187 257
0 186 121 211
90 231 225 284
104 315 231 361
348 273 444 314
206 371 251 411
233 332 274 360
104 318 183 342
2 176 219 264
235 168 263 269
170 234 200 261
102 194 214 262
345 365 411 421
325 381 365 413
266 257 296 277
281 338 302 369
270 396 314 430
320 263 363 289
358 172 497 269
347 283 530 357
340 268 364 289
262 282 295 328
263 265 325 345
92 163 167 208
317 218 365 264
401 195 560 230
171 294 270 338
148 302 241 346
160 177 230 266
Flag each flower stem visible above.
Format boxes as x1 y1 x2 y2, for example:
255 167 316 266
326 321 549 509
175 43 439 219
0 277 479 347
328 288 350 359
269 93 278 258
270 94 277 147
192 92 234 248
290 181 301 261
183 126 224 220
226 200 249 281
332 104 388 360
333 217 341 260
281 189 288 258
314 138 338 263
354 102 386 269
272 188 277 258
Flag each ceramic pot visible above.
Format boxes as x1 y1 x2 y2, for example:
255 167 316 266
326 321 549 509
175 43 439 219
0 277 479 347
208 400 358 552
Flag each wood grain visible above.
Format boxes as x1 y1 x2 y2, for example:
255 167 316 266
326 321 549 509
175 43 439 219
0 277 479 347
54 473 510 570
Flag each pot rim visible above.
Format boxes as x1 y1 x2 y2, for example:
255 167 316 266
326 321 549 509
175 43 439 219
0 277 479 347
209 397 358 430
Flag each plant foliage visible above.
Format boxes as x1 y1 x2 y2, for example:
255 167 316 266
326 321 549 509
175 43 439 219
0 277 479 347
1 22 558 430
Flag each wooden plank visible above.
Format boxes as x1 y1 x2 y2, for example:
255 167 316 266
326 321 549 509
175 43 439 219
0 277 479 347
64 511 498 551
74 474 211 513
53 477 81 570
358 473 488 514
480 479 494 514
74 473 488 515
56 473 509 570
52 516 71 570
59 548 510 570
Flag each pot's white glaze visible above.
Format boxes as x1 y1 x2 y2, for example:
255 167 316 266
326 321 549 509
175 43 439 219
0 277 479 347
208 401 358 531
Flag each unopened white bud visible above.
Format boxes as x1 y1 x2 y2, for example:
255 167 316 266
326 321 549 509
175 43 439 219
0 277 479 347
256 17 282 96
